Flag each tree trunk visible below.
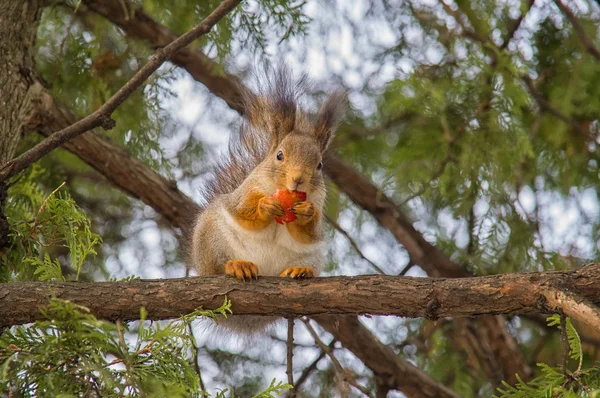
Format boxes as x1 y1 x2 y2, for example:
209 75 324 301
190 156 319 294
0 1 45 249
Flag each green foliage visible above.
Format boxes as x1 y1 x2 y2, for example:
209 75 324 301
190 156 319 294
495 316 600 397
213 379 292 398
547 314 584 370
2 166 101 282
1 298 196 396
0 297 290 397
141 0 310 59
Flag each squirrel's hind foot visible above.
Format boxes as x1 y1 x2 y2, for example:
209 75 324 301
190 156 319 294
280 267 315 279
225 260 259 281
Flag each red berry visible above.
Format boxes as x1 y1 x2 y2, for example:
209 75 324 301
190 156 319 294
271 189 307 224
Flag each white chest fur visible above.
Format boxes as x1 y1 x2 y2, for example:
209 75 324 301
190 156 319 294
218 205 323 276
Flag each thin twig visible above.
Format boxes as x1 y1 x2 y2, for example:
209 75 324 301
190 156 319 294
293 339 337 394
0 0 241 183
560 314 570 376
553 0 600 61
187 323 206 392
287 318 295 397
398 259 415 276
325 215 386 275
521 75 590 138
439 0 488 44
29 181 67 236
400 155 453 206
500 0 535 50
302 318 373 398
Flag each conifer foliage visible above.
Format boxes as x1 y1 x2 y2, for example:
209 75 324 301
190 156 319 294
2 0 600 396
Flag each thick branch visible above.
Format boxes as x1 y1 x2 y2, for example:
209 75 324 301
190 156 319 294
1 263 599 328
24 81 197 233
543 287 600 333
315 315 458 398
0 0 240 183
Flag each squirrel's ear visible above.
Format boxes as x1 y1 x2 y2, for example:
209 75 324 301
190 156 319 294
314 89 346 152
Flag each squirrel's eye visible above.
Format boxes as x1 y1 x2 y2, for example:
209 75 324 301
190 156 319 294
276 151 284 161
317 161 323 171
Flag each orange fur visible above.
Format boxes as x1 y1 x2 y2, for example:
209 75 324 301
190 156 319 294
286 202 320 244
229 190 282 231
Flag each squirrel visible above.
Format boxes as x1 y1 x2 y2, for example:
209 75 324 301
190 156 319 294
190 67 345 334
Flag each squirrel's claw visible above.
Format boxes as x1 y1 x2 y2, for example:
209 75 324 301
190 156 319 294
290 201 315 226
225 260 259 281
280 266 315 279
258 196 285 218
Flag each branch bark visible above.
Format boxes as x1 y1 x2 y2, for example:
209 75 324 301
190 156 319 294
0 0 241 183
2 263 599 328
543 287 600 333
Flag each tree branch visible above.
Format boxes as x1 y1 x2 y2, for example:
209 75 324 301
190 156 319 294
286 318 295 397
521 75 590 138
301 318 373 398
293 340 335 393
2 263 599 328
23 81 197 234
325 154 467 278
553 0 600 61
79 0 245 113
325 214 386 275
314 315 460 398
0 0 241 183
500 0 535 51
544 287 600 334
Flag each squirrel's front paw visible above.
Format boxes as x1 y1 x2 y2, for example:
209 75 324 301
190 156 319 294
258 196 285 219
291 201 315 224
280 267 315 279
225 260 259 281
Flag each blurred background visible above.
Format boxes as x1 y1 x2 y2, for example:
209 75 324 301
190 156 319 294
4 0 600 396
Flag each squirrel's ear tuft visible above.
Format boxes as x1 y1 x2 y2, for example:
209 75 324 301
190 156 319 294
242 66 307 148
268 68 303 144
314 89 346 152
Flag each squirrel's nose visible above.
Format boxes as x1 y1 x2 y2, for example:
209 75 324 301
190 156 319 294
292 176 305 186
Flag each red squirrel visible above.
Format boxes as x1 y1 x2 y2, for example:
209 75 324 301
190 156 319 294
190 67 345 333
